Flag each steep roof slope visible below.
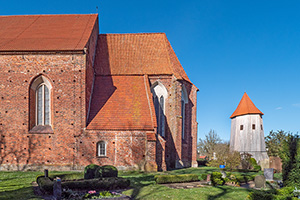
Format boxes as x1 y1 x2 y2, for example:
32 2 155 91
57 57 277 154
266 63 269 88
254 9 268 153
94 33 190 82
0 14 97 51
230 92 264 118
87 75 156 130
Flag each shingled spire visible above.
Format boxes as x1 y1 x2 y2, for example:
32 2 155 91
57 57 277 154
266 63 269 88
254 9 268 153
230 92 263 118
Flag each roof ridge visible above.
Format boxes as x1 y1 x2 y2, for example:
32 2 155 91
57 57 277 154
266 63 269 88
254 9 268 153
99 32 166 36
0 14 98 18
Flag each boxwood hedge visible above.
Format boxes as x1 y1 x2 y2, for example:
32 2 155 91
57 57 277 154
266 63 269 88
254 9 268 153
155 174 199 184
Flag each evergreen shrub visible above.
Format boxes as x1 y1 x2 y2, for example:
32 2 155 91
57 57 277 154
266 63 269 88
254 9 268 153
200 173 207 180
246 190 274 200
211 172 225 186
154 174 199 184
36 177 54 193
96 165 118 178
84 164 100 179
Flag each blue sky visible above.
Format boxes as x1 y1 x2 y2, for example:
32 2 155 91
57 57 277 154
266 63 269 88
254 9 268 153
2 0 300 141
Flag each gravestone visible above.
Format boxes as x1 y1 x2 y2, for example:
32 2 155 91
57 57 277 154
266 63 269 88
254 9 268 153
53 177 62 200
44 169 48 177
206 174 211 182
220 171 226 178
254 175 266 188
264 168 274 181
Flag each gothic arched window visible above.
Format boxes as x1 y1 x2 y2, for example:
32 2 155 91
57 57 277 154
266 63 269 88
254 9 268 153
151 82 168 137
181 85 188 140
30 75 52 127
37 84 50 125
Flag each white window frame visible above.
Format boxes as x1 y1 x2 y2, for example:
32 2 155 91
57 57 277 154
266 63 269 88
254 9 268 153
36 83 50 125
97 141 106 156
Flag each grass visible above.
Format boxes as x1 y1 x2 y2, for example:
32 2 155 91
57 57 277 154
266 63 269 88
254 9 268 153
0 167 281 200
120 166 260 199
0 170 82 200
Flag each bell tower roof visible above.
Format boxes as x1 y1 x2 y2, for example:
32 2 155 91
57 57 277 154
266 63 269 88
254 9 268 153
230 92 264 118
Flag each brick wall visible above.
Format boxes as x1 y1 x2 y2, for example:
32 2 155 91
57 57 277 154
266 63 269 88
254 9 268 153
0 54 86 170
149 75 198 170
76 130 156 170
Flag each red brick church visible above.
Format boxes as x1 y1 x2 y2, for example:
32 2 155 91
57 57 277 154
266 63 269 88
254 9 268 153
0 14 198 171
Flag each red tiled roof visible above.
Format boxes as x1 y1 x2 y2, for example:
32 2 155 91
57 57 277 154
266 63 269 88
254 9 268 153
230 92 264 118
0 14 98 51
94 33 190 81
87 75 156 130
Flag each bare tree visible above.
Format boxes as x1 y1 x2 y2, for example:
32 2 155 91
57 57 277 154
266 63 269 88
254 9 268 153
197 130 222 159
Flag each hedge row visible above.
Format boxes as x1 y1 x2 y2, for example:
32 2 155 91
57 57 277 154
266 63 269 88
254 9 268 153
37 177 130 193
155 174 199 184
84 164 118 179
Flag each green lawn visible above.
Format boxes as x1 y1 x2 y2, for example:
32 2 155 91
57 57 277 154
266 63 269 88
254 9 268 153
0 167 275 200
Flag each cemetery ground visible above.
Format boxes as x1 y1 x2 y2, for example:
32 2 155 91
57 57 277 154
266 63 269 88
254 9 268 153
0 167 282 200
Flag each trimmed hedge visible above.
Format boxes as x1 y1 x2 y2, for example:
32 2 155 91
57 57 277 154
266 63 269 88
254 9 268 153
84 164 118 179
49 173 83 181
37 177 130 193
84 164 100 179
155 174 199 184
63 177 129 190
96 165 118 178
201 173 208 181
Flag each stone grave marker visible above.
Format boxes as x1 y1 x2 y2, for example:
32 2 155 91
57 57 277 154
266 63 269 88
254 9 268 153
264 168 274 181
206 174 211 182
254 175 266 188
53 177 62 200
220 171 226 178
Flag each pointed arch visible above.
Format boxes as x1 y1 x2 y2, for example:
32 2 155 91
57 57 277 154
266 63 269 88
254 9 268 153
181 84 188 140
30 75 52 127
151 81 168 137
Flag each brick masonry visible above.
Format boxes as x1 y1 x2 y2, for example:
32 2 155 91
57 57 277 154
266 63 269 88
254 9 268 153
0 17 198 171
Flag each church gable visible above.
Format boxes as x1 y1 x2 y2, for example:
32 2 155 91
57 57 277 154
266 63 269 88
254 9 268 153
94 33 190 82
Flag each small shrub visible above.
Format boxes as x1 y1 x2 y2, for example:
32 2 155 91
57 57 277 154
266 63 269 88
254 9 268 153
84 164 100 179
277 186 294 196
37 177 54 193
246 190 274 200
211 172 225 186
155 174 199 184
249 158 257 166
96 165 118 178
254 165 262 171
